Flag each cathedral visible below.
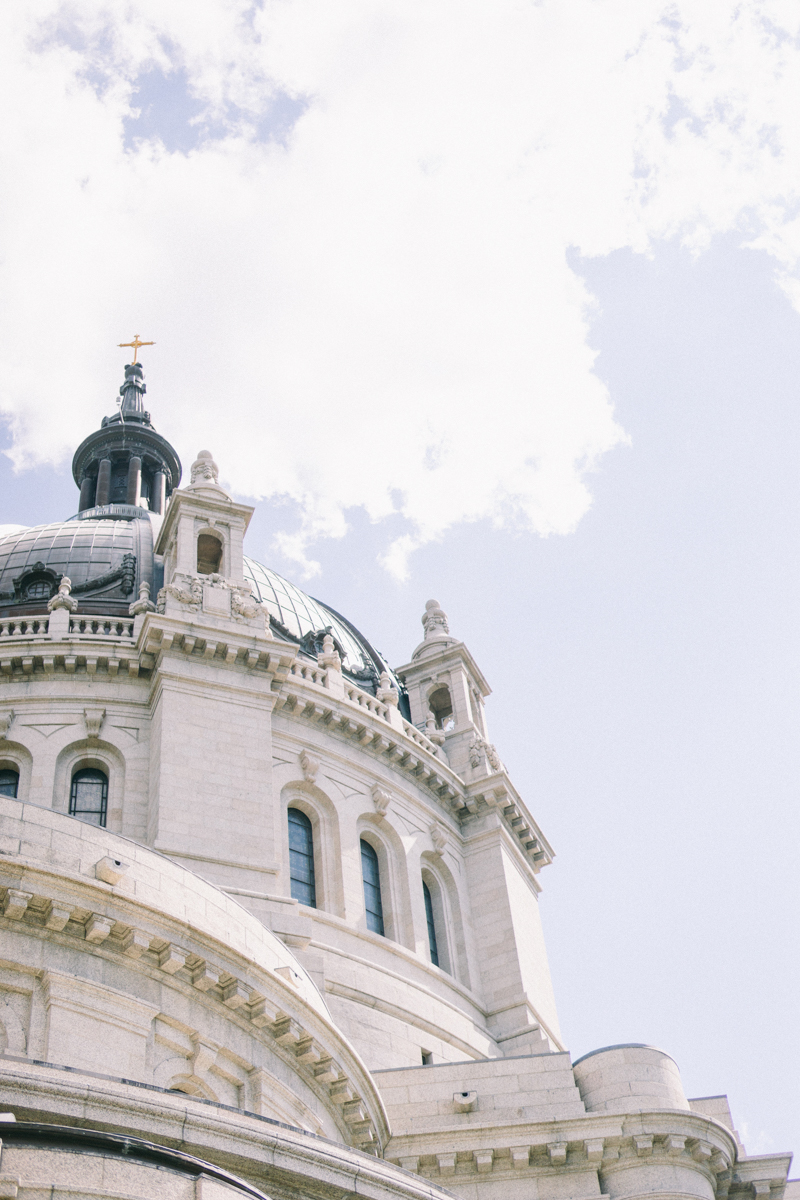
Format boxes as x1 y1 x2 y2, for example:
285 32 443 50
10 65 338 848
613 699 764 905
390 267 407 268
0 357 794 1200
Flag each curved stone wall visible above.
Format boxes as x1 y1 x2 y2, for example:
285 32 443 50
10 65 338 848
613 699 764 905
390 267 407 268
0 799 388 1151
572 1045 690 1114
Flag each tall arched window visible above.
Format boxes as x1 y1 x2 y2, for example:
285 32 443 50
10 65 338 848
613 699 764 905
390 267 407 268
288 808 316 907
360 839 385 936
0 769 19 799
69 768 108 826
423 881 439 966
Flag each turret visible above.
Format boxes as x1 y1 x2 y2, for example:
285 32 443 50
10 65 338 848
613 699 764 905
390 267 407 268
396 599 493 778
71 359 181 519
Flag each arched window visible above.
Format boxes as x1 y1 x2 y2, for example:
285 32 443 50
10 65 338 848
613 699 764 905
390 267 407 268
69 768 108 826
197 533 223 575
288 808 316 907
360 839 385 936
0 769 19 799
423 881 439 966
429 686 454 731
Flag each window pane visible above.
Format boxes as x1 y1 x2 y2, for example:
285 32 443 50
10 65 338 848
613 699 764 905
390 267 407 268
361 839 385 936
0 769 19 799
288 808 316 907
70 768 108 827
423 881 439 966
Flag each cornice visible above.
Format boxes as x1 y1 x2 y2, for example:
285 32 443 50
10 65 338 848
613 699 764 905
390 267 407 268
0 832 389 1153
0 609 551 877
385 1110 742 1187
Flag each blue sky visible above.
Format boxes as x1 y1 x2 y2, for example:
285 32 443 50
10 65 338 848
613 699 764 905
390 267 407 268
2 0 799 1158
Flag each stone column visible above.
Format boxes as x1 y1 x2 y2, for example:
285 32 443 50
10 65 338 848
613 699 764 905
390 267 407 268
78 477 94 511
151 470 166 514
126 456 142 506
95 458 112 506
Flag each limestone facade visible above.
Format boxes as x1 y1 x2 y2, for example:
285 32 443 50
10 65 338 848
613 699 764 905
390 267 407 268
0 366 793 1200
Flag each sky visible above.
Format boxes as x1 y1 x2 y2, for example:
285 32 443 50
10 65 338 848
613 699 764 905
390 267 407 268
1 0 799 1159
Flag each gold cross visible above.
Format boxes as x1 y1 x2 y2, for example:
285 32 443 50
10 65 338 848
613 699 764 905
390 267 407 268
117 334 155 364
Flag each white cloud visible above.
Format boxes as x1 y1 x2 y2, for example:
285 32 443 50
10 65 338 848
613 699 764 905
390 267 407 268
1 1 799 576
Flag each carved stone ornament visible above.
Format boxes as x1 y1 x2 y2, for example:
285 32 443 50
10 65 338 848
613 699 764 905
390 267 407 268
156 572 261 623
422 598 449 639
156 574 203 613
229 582 261 622
129 580 155 616
430 824 447 855
317 633 342 672
83 708 106 739
47 577 78 613
469 733 502 772
0 710 14 739
424 712 446 747
377 671 399 707
371 785 391 816
299 749 319 783
189 449 219 486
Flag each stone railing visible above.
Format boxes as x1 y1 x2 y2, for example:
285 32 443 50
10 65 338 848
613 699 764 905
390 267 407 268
0 617 49 638
287 659 327 687
0 615 136 640
401 716 441 757
342 680 391 722
69 616 135 638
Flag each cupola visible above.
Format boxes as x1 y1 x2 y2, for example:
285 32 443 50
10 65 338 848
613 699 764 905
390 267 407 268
71 357 181 520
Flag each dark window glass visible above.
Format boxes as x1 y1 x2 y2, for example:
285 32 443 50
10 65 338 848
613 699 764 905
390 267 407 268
25 580 51 600
69 768 108 827
360 839 384 936
0 769 19 798
288 808 316 907
423 881 439 966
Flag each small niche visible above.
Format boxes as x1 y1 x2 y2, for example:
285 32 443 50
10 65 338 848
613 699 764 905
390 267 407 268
429 686 455 731
197 533 223 576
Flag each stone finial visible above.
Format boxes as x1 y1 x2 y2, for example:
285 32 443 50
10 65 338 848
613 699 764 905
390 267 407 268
424 711 446 748
377 671 399 707
422 599 449 640
189 449 219 486
317 633 342 672
299 749 319 783
129 580 155 616
83 708 106 739
47 576 78 613
371 785 391 816
0 710 13 739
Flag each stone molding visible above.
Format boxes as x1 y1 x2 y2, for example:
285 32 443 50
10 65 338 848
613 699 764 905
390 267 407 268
0 880 382 1149
0 1060 452 1200
386 1117 742 1186
0 804 389 1153
0 608 550 874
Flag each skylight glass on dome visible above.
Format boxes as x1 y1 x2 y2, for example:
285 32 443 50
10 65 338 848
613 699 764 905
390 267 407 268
243 557 372 674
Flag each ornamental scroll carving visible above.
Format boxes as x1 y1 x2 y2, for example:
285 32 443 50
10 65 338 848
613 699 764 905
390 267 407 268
468 733 502 773
155 572 261 623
